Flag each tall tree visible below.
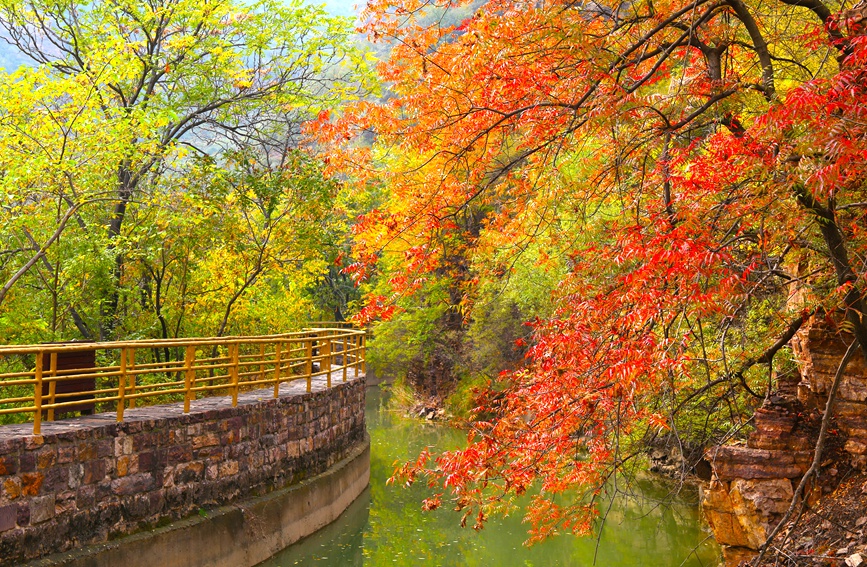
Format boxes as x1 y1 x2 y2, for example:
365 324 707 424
321 0 867 541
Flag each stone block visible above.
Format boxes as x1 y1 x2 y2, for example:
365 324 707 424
120 494 152 519
42 467 68 492
76 485 96 510
36 448 57 470
138 452 155 473
82 459 106 485
132 433 155 452
95 480 112 501
16 501 29 526
114 436 133 457
29 495 55 524
196 446 223 459
174 461 204 484
2 477 20 501
77 442 97 461
23 436 44 450
111 473 154 496
20 473 43 497
96 439 113 458
191 433 220 450
117 455 137 477
219 460 239 478
55 490 76 515
18 452 35 473
0 438 23 453
0 455 17 476
148 489 165 515
56 446 76 464
165 444 192 465
0 504 16 532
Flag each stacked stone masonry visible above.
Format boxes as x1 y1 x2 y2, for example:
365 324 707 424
0 375 366 566
703 318 867 565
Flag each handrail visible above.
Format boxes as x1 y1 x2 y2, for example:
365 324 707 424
0 326 366 434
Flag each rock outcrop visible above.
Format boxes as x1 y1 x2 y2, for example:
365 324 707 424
793 319 867 469
702 317 867 565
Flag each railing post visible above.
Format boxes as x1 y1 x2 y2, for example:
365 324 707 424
325 334 332 388
230 343 240 407
342 335 348 382
128 348 136 409
33 350 43 435
47 352 57 421
305 335 313 393
259 343 266 384
117 347 127 422
272 341 282 398
354 334 359 377
361 333 366 374
184 345 196 413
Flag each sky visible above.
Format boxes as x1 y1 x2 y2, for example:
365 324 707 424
315 0 362 18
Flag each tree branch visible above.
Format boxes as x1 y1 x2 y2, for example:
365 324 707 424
0 201 87 306
795 184 867 362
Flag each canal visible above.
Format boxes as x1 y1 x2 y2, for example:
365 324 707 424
258 386 721 567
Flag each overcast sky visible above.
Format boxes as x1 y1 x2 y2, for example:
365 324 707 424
316 0 362 18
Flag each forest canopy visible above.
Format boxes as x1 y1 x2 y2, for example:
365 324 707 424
0 0 375 344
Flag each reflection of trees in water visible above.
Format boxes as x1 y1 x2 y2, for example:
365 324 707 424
595 479 713 565
255 488 369 566
258 387 720 567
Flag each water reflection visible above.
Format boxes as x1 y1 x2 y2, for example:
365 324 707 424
257 386 720 567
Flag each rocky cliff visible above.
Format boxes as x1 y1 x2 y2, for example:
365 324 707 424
702 317 867 566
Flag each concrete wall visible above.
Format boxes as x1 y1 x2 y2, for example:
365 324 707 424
0 376 366 566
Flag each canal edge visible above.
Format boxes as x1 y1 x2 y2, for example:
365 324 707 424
22 433 371 567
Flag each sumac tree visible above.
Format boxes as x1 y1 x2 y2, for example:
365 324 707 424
318 0 867 543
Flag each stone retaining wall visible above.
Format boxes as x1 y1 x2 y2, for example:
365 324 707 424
0 376 366 566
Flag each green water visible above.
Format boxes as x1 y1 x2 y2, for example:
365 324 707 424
258 387 721 567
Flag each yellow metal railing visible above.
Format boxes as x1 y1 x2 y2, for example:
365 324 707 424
0 326 366 434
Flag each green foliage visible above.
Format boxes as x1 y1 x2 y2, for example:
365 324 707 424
0 0 376 344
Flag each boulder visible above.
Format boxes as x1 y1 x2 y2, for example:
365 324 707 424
701 480 752 548
728 478 794 549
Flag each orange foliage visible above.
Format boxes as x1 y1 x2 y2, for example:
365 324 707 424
316 0 867 540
